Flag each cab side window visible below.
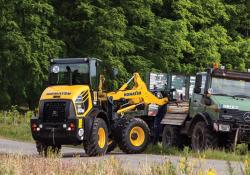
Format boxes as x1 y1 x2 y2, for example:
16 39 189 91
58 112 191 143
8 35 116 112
89 59 98 90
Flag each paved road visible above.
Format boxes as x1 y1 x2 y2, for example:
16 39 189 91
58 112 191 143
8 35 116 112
0 138 244 175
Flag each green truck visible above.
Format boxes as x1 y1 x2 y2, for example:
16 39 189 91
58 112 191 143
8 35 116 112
160 67 250 151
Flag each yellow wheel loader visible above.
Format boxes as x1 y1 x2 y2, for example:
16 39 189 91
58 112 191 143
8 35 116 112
30 58 168 156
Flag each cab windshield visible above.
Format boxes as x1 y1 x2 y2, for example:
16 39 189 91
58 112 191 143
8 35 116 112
211 77 250 97
49 63 89 85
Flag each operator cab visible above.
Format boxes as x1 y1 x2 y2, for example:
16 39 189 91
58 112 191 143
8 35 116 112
194 68 250 98
49 58 102 90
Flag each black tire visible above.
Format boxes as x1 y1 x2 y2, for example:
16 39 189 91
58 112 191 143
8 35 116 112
118 118 150 154
36 141 47 156
191 121 218 151
84 118 108 156
162 125 182 149
107 140 117 153
36 142 61 157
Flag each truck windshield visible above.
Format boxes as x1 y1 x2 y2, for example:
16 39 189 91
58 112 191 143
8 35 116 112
211 77 250 97
49 63 90 85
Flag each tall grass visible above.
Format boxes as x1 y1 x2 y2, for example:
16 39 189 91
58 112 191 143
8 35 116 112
1 153 249 175
0 153 222 175
0 107 33 141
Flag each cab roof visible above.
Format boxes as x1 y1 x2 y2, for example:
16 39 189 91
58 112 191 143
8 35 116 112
212 69 250 81
51 58 102 64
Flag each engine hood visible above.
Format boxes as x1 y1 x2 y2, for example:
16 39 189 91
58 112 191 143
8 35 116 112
211 95 250 111
40 85 90 101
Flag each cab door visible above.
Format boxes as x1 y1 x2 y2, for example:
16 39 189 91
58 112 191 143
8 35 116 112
189 73 207 118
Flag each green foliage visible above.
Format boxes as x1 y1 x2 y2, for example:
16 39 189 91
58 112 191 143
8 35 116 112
0 0 63 109
0 0 249 109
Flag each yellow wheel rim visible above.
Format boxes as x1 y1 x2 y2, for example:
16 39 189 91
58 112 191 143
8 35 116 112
98 128 106 149
129 127 145 147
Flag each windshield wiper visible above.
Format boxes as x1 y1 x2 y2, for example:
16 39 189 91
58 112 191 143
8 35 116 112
233 95 250 99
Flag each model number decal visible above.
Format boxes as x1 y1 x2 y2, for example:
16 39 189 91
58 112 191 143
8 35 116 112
124 91 141 96
221 104 239 110
47 91 71 96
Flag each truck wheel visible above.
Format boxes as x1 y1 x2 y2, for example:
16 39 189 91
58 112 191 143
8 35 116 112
107 140 117 153
162 125 182 149
84 118 108 156
191 121 218 151
118 118 150 154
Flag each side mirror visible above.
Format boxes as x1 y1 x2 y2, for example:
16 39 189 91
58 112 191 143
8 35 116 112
194 75 202 94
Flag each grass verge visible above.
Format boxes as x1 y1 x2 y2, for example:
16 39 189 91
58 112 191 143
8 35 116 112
145 144 250 162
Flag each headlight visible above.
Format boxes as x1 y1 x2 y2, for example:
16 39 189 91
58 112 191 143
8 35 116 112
76 103 85 114
78 129 84 137
75 95 85 115
219 124 230 132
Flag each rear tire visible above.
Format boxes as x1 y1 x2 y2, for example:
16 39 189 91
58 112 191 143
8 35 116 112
84 118 108 156
162 125 182 149
191 121 218 151
118 118 150 154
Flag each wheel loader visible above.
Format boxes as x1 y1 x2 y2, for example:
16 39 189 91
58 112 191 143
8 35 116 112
30 58 168 156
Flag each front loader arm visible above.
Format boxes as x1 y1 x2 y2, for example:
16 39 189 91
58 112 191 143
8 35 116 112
107 73 168 106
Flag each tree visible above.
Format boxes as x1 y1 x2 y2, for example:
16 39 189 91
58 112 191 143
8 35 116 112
0 0 63 109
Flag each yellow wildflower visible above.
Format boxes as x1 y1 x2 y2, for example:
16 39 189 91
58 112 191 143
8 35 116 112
207 168 217 175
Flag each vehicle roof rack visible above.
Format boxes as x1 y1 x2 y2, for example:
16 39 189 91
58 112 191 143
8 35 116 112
212 69 250 81
50 58 102 64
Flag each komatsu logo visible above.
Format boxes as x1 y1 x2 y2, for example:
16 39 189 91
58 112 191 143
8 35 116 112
124 91 141 96
47 91 71 96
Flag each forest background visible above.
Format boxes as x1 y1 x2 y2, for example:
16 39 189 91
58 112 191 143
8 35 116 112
0 0 249 109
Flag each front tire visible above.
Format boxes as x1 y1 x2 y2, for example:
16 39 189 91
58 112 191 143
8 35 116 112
84 118 108 156
118 118 150 154
191 121 218 151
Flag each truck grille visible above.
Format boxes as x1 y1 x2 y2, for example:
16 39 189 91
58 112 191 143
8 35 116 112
220 109 250 123
43 102 67 123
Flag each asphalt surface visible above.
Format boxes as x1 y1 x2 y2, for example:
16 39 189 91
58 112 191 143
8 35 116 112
0 138 244 175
